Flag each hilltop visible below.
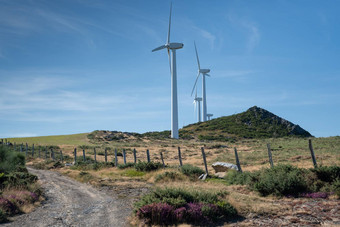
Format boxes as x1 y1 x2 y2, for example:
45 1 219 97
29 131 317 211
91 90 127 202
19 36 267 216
180 106 312 141
85 106 312 142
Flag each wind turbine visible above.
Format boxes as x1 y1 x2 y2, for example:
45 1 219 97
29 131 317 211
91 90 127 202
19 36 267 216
191 42 211 122
207 113 213 120
193 88 202 122
152 3 183 139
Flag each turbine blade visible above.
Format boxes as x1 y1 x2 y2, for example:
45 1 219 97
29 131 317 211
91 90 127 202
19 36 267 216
191 72 201 96
167 2 172 44
194 41 201 70
152 45 167 52
205 73 211 77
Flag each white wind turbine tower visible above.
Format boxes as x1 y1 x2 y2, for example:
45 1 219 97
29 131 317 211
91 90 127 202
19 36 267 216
191 42 211 122
207 113 213 120
193 88 202 122
152 3 183 139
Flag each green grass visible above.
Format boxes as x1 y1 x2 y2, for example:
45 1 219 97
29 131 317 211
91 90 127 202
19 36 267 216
5 133 90 146
214 136 340 168
122 169 145 177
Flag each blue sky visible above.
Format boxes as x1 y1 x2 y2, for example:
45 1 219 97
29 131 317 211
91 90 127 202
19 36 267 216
1 0 339 138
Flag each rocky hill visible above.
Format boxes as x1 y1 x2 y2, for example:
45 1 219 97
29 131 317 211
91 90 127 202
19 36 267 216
180 106 312 141
87 106 312 142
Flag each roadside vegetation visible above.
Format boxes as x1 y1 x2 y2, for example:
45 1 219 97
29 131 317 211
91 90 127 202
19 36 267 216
225 164 340 198
0 146 41 223
2 129 339 225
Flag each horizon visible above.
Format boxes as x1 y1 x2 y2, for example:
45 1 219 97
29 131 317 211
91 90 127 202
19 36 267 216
1 0 340 138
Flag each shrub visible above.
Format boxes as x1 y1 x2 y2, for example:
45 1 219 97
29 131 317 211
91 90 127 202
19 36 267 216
0 198 19 215
137 203 175 225
117 163 135 169
70 161 114 171
134 161 163 172
224 170 254 185
180 164 205 178
1 170 38 189
136 200 236 225
0 209 7 223
134 187 228 211
251 164 307 196
311 166 340 183
0 147 25 173
331 179 340 199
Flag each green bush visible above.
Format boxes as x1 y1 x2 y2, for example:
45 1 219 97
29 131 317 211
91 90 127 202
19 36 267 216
134 161 163 172
117 162 135 169
180 164 205 177
331 179 340 199
311 166 340 183
224 170 254 185
251 164 307 196
0 147 25 173
135 187 228 211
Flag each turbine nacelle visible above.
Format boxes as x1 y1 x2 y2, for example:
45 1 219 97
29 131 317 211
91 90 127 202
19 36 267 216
168 42 184 50
194 97 202 102
199 69 210 74
152 43 184 52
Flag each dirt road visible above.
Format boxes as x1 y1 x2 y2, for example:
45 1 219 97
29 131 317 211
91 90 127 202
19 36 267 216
3 167 129 227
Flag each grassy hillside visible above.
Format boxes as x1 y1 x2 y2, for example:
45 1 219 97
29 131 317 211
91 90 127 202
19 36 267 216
6 133 90 146
181 106 312 141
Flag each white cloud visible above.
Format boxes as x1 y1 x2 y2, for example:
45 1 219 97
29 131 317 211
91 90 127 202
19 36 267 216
228 15 260 53
192 26 216 49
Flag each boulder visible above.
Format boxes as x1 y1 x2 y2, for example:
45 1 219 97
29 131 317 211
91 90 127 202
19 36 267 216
212 162 238 172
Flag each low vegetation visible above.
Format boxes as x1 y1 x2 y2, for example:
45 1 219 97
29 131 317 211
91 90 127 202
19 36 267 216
225 164 340 197
134 187 237 225
0 146 40 223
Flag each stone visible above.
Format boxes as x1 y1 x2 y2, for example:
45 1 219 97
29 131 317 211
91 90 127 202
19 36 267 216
212 162 238 172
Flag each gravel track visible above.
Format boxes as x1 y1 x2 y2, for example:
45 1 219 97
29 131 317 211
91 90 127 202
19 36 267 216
3 167 128 227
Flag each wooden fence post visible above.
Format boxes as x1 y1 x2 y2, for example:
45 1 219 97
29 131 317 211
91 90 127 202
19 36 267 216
160 152 165 168
114 149 118 166
45 149 47 159
60 150 63 162
20 144 23 153
25 143 28 156
38 147 41 158
234 147 242 173
133 148 137 163
104 148 107 163
94 148 97 162
178 147 183 167
267 143 274 168
83 149 86 162
1 139 3 146
123 149 126 164
146 149 150 163
201 147 209 176
32 144 35 157
309 139 318 168
74 148 77 163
